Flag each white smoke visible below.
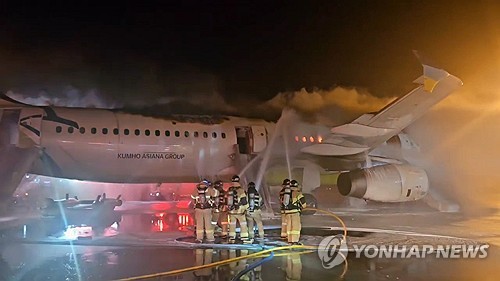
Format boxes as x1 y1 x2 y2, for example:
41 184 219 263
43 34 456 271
261 87 395 124
6 87 123 109
407 88 500 215
6 87 236 115
265 87 393 113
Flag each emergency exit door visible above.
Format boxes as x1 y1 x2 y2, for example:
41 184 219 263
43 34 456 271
235 126 267 155
250 126 267 153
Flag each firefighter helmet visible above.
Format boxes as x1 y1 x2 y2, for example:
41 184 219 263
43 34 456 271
248 182 257 193
231 175 240 182
290 180 299 188
197 182 207 190
214 180 223 188
282 178 290 186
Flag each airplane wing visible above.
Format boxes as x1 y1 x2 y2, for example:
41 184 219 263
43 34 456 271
301 55 463 156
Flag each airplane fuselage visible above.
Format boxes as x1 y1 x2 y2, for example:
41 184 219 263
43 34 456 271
16 106 331 184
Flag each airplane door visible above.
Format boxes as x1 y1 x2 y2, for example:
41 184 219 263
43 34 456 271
251 126 267 153
236 127 251 154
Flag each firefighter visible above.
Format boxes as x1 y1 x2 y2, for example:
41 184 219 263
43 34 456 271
192 181 217 243
205 179 220 230
246 182 264 240
226 175 251 243
282 179 306 245
213 180 229 238
279 178 291 240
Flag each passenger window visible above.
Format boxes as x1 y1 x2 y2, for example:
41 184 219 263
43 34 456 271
145 129 150 136
79 127 85 134
113 128 119 135
194 131 199 138
155 130 160 136
91 128 97 134
68 127 74 134
212 132 217 138
124 129 130 135
203 132 208 138
165 130 170 137
102 128 108 135
135 129 140 136
221 132 226 139
175 131 180 137
56 126 62 133
185 131 189 137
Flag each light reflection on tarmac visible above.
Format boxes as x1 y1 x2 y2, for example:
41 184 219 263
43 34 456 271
0 203 498 281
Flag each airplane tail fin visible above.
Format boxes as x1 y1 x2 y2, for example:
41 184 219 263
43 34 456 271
351 51 463 130
301 52 463 156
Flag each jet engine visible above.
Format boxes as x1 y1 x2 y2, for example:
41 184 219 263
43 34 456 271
337 164 428 202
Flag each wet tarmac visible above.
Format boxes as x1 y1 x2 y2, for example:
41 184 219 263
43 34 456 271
0 203 498 281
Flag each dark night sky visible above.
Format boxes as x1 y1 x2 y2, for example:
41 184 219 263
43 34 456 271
0 1 499 107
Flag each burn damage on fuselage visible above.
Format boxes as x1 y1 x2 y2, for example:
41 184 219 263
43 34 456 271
112 99 280 124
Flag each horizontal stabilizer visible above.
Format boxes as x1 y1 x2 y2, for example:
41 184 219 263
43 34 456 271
331 123 397 138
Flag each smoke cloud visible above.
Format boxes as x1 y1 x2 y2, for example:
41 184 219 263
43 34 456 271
261 87 394 125
6 88 123 109
406 82 500 215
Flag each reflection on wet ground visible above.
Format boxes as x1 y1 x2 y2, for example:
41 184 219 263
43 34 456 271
0 205 499 280
0 243 498 281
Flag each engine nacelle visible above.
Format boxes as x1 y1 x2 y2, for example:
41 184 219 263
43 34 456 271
337 164 428 202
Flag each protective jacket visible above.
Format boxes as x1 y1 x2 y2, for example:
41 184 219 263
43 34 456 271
193 185 218 209
282 189 306 214
226 184 248 214
247 189 262 212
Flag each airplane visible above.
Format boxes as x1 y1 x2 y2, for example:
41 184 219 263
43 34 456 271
0 54 463 212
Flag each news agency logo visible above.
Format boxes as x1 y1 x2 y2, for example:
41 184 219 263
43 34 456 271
317 234 348 269
317 235 490 269
351 244 490 259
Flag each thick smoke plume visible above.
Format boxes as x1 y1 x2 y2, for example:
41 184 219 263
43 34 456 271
6 89 122 109
261 87 394 125
407 80 500 215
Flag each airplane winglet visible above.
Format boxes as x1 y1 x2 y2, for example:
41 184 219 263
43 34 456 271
422 64 450 92
412 50 460 92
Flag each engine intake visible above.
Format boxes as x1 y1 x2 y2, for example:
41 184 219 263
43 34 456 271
337 164 428 202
